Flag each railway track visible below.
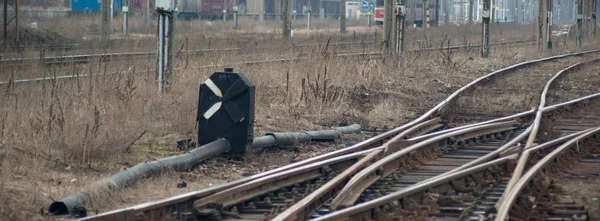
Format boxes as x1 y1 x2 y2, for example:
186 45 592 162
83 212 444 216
308 95 600 221
70 49 598 221
0 39 532 67
0 41 378 66
1 39 533 85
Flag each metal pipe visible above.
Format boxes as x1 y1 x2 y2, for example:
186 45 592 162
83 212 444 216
251 124 361 148
48 124 360 217
47 139 231 217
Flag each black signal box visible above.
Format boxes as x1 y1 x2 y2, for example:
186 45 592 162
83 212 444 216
197 68 255 156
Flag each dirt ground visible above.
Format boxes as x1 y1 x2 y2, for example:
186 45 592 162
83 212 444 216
1 16 600 220
555 177 600 220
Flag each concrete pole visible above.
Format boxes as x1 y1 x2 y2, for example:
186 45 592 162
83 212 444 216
122 0 129 35
157 12 176 94
223 0 227 22
320 0 324 20
514 0 518 22
546 0 552 49
143 0 150 21
423 0 429 28
395 0 406 55
444 0 449 24
101 0 111 43
577 0 582 48
307 9 311 28
468 0 473 24
584 0 589 34
167 13 175 92
368 1 372 27
157 15 165 94
536 0 543 50
411 0 416 24
341 0 347 33
110 0 114 25
592 0 597 37
491 0 495 23
482 0 490 57
234 0 238 29
283 0 291 37
435 0 440 26
383 0 393 54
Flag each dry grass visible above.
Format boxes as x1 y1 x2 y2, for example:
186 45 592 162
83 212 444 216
1 15 599 220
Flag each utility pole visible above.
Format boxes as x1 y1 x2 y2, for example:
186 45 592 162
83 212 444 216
368 1 372 27
283 0 291 37
584 0 589 34
411 0 416 24
423 0 429 28
307 6 312 29
577 0 582 48
482 0 491 57
536 0 543 50
223 0 227 21
514 0 518 22
340 0 346 33
233 0 239 29
122 0 129 35
320 0 324 20
444 0 449 24
156 0 176 94
383 0 393 54
143 0 150 21
468 0 473 24
435 0 439 26
394 0 406 55
491 0 495 23
341 0 346 33
101 0 111 43
592 0 597 37
3 0 19 46
545 0 552 49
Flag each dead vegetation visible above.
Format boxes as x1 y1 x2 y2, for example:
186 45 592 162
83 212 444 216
0 14 599 220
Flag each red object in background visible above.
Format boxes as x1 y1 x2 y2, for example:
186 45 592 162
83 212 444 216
374 7 383 23
201 0 233 19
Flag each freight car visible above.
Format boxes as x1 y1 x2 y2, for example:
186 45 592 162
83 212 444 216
373 1 437 27
71 0 124 13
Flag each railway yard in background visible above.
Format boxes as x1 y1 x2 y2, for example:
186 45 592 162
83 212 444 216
1 1 600 221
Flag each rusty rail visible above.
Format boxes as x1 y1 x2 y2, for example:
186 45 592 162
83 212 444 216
303 92 600 220
311 128 599 221
76 49 600 221
499 57 600 208
1 40 534 85
495 127 600 221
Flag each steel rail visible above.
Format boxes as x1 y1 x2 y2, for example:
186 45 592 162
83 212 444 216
482 92 600 166
303 49 600 213
311 155 519 221
192 149 376 210
495 127 600 221
269 118 446 220
499 57 600 209
0 39 531 66
272 119 523 220
76 49 598 220
0 40 534 85
310 94 600 221
326 121 520 210
311 129 594 221
0 41 378 65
